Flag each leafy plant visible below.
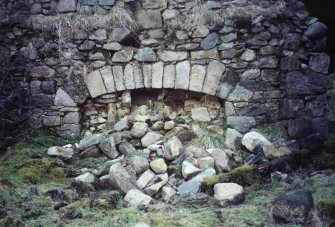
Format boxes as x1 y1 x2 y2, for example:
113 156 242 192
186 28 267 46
198 132 227 149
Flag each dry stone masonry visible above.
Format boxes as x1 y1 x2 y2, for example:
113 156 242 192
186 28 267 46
0 0 332 148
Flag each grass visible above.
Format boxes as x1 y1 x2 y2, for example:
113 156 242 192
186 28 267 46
198 131 227 149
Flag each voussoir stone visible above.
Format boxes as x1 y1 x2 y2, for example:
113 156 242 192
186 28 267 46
163 64 175 88
189 65 206 92
175 61 190 90
83 70 107 98
202 60 225 95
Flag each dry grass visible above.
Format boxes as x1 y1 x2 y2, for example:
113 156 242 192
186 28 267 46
167 0 287 31
29 6 138 37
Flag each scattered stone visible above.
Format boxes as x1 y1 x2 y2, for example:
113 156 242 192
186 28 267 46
191 107 211 122
150 158 167 174
177 168 216 194
263 140 299 159
114 119 129 131
164 136 183 160
141 132 163 147
226 116 256 133
78 133 107 150
109 163 137 194
161 186 177 202
162 9 180 21
241 131 271 152
214 183 245 207
127 155 149 174
75 172 95 183
136 169 156 189
130 122 148 138
47 146 74 159
225 128 242 151
182 161 202 179
207 148 230 173
99 136 120 159
124 189 152 206
197 156 215 170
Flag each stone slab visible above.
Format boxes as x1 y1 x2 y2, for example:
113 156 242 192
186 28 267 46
175 61 190 90
189 65 206 92
113 65 126 91
99 66 116 93
163 64 175 88
202 60 225 95
84 70 107 98
152 61 164 89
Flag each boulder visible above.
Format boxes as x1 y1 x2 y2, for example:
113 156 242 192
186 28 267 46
263 140 299 159
130 122 148 138
164 136 183 160
304 22 327 40
214 183 245 207
127 155 149 174
191 107 211 122
225 128 243 151
161 186 177 202
99 136 120 159
109 163 137 194
182 161 202 179
150 158 167 174
141 132 163 147
136 170 155 189
124 189 152 206
47 146 74 159
197 156 215 170
177 168 216 194
241 131 271 152
226 116 256 133
207 148 230 173
75 172 95 183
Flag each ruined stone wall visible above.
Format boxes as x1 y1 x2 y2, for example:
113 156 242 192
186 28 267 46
0 0 331 149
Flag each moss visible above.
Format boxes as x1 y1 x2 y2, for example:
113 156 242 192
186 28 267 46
72 157 109 169
202 175 221 187
317 199 335 219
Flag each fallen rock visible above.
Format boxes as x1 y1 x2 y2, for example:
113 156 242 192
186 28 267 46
78 133 107 150
214 183 245 207
263 140 299 159
136 169 156 189
99 136 120 159
150 158 167 174
130 122 148 138
164 136 183 160
241 131 271 152
182 161 202 179
207 148 230 173
191 107 211 122
141 132 163 147
109 163 137 194
225 128 243 151
161 186 177 202
47 146 74 159
197 156 215 170
144 173 168 196
124 189 152 206
226 116 256 133
127 155 149 175
75 172 95 183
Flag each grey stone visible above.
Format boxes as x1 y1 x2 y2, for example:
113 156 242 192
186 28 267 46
191 107 211 122
79 40 95 50
134 48 157 62
162 9 180 21
112 49 134 62
63 112 81 124
47 146 74 159
152 61 164 89
121 90 131 107
309 53 330 74
206 1 221 9
304 22 327 40
286 71 327 96
124 189 152 206
189 65 206 92
177 168 216 194
227 85 253 102
218 42 234 51
158 51 188 62
99 0 115 6
54 88 77 106
241 68 260 79
150 158 167 174
142 0 167 9
143 64 152 88
202 60 225 95
78 133 107 150
175 61 190 90
226 116 256 133
56 0 77 13
43 115 61 126
88 52 105 60
127 155 149 174
89 29 107 41
133 62 144 89
161 186 177 202
191 49 219 59
221 48 243 59
56 124 81 137
30 81 41 94
141 132 163 147
241 131 271 152
102 42 121 51
124 63 135 90
207 148 230 173
99 136 120 159
20 42 37 60
214 183 244 207
109 163 137 194
177 43 200 51
200 32 219 50
163 64 175 88
197 156 215 170
80 0 97 6
41 81 56 94
31 66 55 79
109 27 131 43
118 141 136 156
182 161 201 179
75 172 95 183
305 95 328 117
221 33 237 43
136 9 162 29
130 122 148 138
29 94 53 108
287 117 328 139
256 56 278 69
136 170 155 189
83 70 107 98
282 99 304 118
113 65 125 91
100 66 116 93
225 128 243 151
240 49 256 62
192 26 210 38
164 136 182 160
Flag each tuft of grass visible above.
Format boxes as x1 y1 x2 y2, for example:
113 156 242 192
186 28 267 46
198 132 227 149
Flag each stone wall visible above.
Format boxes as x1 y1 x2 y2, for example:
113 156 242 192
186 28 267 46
0 0 331 148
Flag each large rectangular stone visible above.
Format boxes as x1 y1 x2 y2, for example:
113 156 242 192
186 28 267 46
163 64 175 88
113 66 125 91
133 62 144 89
175 61 190 90
189 65 206 92
158 51 188 62
152 61 164 89
286 71 327 96
190 48 219 59
100 66 116 93
142 64 152 88
202 60 225 95
124 63 135 90
84 70 107 98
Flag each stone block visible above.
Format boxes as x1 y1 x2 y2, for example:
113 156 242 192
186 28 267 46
286 71 327 96
133 62 144 89
158 51 188 62
113 65 126 91
99 66 116 93
175 61 190 90
124 63 135 90
83 70 107 98
189 65 206 92
163 64 175 88
202 60 225 95
142 64 152 88
152 61 164 89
